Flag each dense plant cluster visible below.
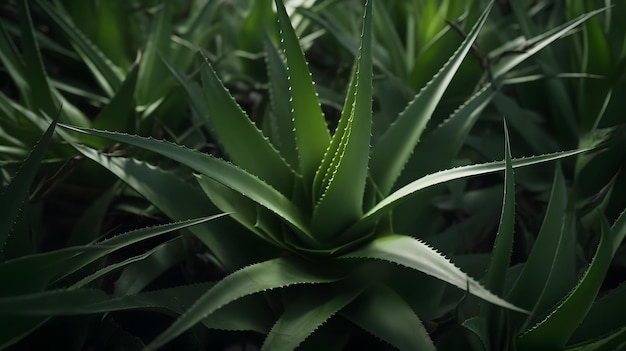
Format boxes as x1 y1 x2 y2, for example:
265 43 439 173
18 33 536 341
1 0 625 350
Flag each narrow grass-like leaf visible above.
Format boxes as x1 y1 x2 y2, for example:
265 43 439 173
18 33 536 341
67 185 117 246
342 284 436 351
136 1 171 105
350 149 587 236
340 234 527 313
311 0 372 239
18 0 56 116
519 210 626 348
274 0 330 186
0 289 109 315
144 257 343 351
114 237 186 296
200 55 295 195
61 126 311 240
264 35 298 169
369 3 492 195
261 284 363 351
0 116 57 254
37 0 123 97
482 123 516 295
507 165 567 309
491 8 607 79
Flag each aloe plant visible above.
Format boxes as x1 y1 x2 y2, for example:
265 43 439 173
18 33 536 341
44 0 608 349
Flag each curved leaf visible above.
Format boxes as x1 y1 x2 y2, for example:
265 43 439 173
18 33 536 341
349 149 587 236
342 284 436 351
61 127 312 241
340 234 527 313
144 257 343 351
261 284 363 351
518 210 626 348
369 3 492 195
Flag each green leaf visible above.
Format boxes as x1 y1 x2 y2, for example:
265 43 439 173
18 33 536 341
61 127 312 242
570 281 626 344
136 1 172 105
340 234 527 313
482 122 516 295
369 3 492 195
349 149 587 237
507 165 568 310
310 0 372 240
274 0 330 186
37 0 123 97
491 8 607 79
261 284 363 351
199 55 295 196
91 64 138 133
144 257 343 351
114 237 187 296
0 115 57 255
518 210 626 349
18 0 56 116
566 326 626 351
67 142 265 270
342 284 436 351
264 35 298 169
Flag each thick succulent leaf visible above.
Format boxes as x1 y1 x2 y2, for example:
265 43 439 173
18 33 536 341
0 316 47 350
144 257 343 351
369 3 492 195
264 36 298 169
199 56 295 195
0 116 57 255
507 166 567 309
491 8 607 79
518 211 626 349
481 123 516 297
61 127 312 241
372 0 407 79
37 0 122 97
340 234 527 313
274 0 330 186
66 142 267 270
342 284 436 351
348 149 587 237
310 0 372 239
261 284 363 351
0 289 108 314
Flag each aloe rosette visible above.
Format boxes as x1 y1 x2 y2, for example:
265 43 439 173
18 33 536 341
58 1 601 349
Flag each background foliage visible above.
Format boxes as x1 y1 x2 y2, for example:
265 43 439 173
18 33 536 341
0 0 625 350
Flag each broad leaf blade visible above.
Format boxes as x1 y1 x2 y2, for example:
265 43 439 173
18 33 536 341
274 0 330 186
342 284 436 351
200 55 295 195
144 257 343 351
340 234 527 313
369 3 492 195
311 0 372 239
